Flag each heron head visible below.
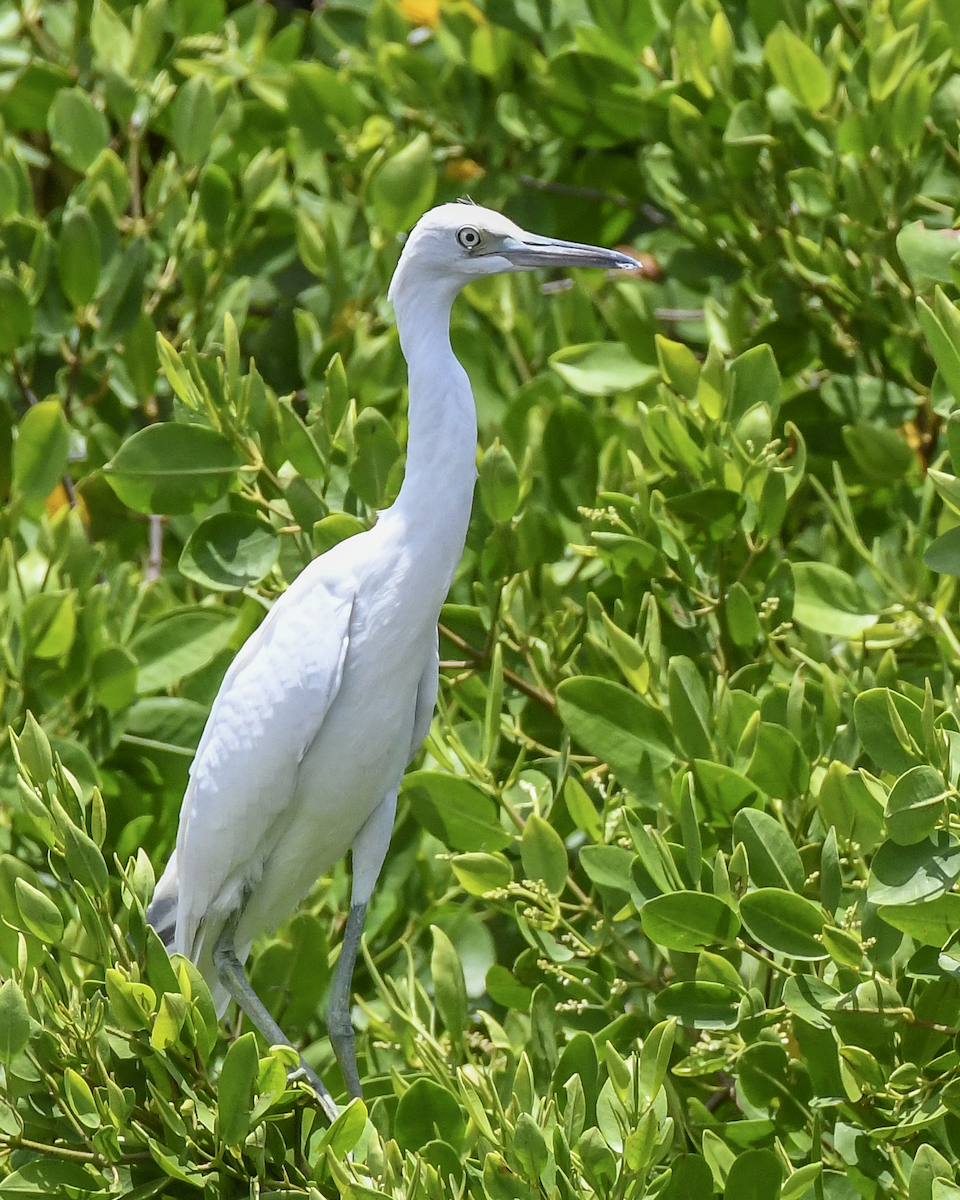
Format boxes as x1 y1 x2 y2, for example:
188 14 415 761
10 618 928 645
388 202 638 304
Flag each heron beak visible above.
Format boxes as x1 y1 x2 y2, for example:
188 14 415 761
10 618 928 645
495 234 640 271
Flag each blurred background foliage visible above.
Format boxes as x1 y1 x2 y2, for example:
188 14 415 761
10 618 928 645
5 0 960 1196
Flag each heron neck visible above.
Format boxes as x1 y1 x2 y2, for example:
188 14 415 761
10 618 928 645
388 282 478 571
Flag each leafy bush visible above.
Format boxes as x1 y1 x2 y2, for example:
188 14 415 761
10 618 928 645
3 0 960 1197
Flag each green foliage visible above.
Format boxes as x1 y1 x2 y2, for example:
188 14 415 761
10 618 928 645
3 0 960 1197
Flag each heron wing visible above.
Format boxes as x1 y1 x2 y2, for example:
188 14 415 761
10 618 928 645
173 570 355 961
408 631 439 760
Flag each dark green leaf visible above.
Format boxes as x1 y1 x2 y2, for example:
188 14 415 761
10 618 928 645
739 889 827 960
884 766 948 846
48 87 110 171
370 133 436 235
169 74 216 167
654 981 742 1030
732 809 805 892
0 979 30 1064
130 607 238 692
520 814 567 894
641 892 740 952
791 562 878 637
430 925 467 1053
854 689 924 775
58 207 100 308
394 1077 466 1154
13 399 68 501
348 407 400 507
557 676 675 785
217 1031 258 1146
14 877 63 942
403 770 511 852
104 423 245 515
179 512 280 592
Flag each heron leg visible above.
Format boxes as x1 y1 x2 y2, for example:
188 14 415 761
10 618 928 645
327 789 398 1100
212 909 340 1124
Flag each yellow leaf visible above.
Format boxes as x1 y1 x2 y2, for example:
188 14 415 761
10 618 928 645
399 0 439 27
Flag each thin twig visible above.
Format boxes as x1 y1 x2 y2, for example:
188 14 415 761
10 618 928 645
438 622 557 714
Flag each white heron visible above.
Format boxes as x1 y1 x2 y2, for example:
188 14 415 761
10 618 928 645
146 202 638 1119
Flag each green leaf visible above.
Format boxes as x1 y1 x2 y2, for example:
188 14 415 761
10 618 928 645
14 877 63 942
482 1151 540 1200
549 342 656 396
64 822 109 894
22 591 76 660
104 423 246 515
782 973 840 1030
485 964 532 1009
520 813 567 895
732 809 805 892
728 344 780 424
878 894 960 947
869 24 918 103
639 1017 676 1105
726 582 760 646
739 889 827 960
667 656 711 760
47 87 110 171
867 832 960 906
579 844 633 893
13 399 68 502
924 526 960 575
179 512 280 592
897 222 960 287
169 74 216 167
723 1148 782 1200
918 293 960 401
150 992 188 1051
791 562 878 637
640 892 740 952
91 645 138 712
131 606 238 692
854 689 924 775
764 23 831 110
218 1031 259 1146
656 334 700 399
479 440 520 522
843 423 913 484
0 979 30 1063
16 712 52 784
348 407 400 507
654 981 742 1030
64 1068 100 1130
313 512 366 555
430 925 467 1054
450 851 512 895
58 207 100 308
98 237 149 345
693 760 760 819
394 1077 466 1154
884 766 948 846
557 676 675 786
403 770 511 852
105 968 155 1030
737 1043 810 1126
278 403 325 478
745 722 809 801
514 1112 548 1180
0 273 33 357
370 133 436 235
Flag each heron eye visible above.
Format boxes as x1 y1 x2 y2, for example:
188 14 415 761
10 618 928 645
456 225 482 250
